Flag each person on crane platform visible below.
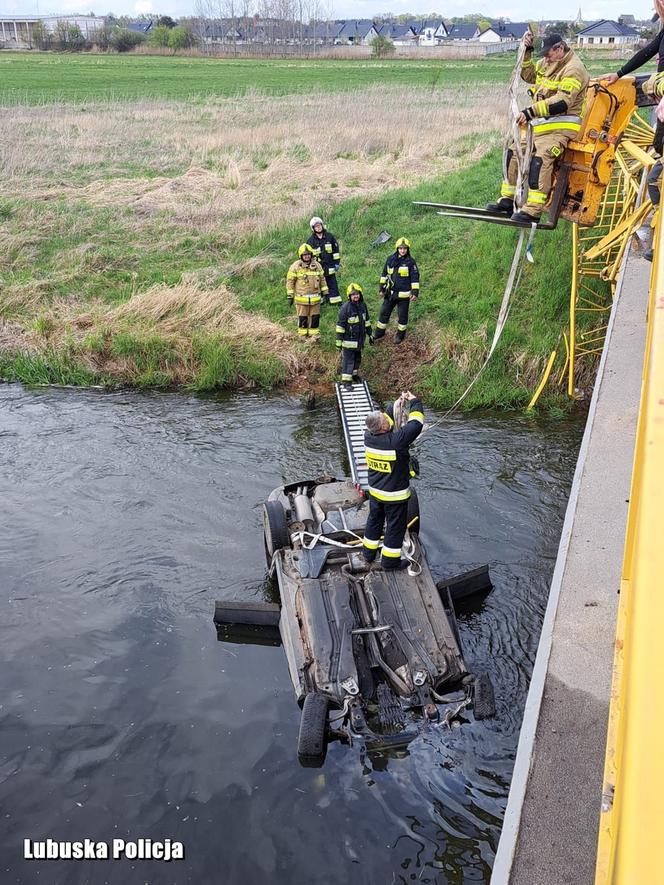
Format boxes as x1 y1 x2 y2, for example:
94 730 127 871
487 31 590 223
336 283 373 387
307 217 342 306
373 238 420 344
362 392 424 571
286 244 328 341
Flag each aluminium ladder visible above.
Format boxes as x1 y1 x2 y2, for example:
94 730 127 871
334 381 373 491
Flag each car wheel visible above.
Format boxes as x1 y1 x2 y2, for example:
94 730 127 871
407 488 420 534
472 672 496 720
297 692 329 768
263 500 290 566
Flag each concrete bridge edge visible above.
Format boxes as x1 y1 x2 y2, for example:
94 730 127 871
489 243 635 884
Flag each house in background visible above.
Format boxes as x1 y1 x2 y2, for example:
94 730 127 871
576 19 639 46
0 13 106 46
383 23 418 45
415 19 448 45
446 23 478 41
334 20 380 45
477 21 531 42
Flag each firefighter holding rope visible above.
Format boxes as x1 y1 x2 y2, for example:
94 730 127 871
487 31 590 223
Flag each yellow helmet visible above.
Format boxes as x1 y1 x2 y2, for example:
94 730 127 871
298 243 314 258
395 237 411 249
346 283 363 298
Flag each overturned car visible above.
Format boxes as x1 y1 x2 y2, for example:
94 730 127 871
215 476 495 767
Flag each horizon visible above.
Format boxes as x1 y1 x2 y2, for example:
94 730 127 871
0 1 656 26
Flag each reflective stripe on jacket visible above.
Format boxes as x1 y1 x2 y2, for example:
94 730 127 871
307 230 341 274
521 48 589 121
336 300 371 349
379 253 420 299
364 397 424 501
286 259 328 299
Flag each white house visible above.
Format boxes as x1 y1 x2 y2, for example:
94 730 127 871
576 19 638 46
477 26 502 43
414 19 448 46
0 13 105 46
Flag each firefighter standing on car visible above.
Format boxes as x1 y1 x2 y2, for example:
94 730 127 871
487 31 589 223
336 283 372 386
286 243 328 340
374 237 420 343
307 217 342 305
362 392 424 571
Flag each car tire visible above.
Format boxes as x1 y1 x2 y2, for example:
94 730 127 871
263 500 290 566
473 673 496 720
297 692 329 768
407 489 420 534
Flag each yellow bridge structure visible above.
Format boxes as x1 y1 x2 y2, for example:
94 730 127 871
593 165 664 881
493 100 664 883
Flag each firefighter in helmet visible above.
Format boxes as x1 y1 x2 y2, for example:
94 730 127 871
336 283 372 387
487 31 589 223
307 217 342 305
374 237 420 344
286 243 328 341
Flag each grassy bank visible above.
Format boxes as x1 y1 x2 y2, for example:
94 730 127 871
0 68 605 410
0 142 583 409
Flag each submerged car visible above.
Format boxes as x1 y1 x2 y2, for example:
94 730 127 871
215 476 495 767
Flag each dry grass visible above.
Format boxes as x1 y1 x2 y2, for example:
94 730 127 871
0 84 505 244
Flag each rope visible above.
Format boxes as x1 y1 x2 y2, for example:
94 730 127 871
504 40 533 211
424 227 532 431
420 44 536 431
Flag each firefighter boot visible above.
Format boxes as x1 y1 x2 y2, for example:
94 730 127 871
486 198 514 216
511 209 540 224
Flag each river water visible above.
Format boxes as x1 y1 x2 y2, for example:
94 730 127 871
0 385 583 885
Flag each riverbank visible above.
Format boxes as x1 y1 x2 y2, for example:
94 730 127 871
0 78 607 409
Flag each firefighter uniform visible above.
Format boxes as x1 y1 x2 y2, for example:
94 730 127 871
286 244 328 339
374 238 420 343
362 397 424 569
335 283 372 383
499 46 589 219
307 224 342 305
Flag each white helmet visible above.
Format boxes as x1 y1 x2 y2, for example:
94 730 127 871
310 216 324 229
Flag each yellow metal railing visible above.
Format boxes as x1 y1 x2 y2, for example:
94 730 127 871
528 112 654 410
594 182 664 882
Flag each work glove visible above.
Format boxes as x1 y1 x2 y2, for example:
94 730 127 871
287 296 294 305
335 340 342 348
334 264 340 272
643 73 658 97
368 335 374 344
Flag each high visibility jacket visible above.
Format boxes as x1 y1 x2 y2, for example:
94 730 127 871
521 49 589 136
379 252 420 299
335 299 371 350
286 259 328 303
307 230 341 275
364 397 424 502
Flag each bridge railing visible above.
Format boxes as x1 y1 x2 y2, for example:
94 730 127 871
594 190 664 881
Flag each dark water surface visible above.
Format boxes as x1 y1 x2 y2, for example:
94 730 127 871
0 385 583 885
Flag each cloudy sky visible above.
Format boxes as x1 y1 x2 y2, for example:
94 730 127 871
0 0 655 24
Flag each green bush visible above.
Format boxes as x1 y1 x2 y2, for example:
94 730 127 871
111 29 147 53
370 35 395 58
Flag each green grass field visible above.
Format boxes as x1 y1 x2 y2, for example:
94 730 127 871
0 51 516 104
0 49 634 106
